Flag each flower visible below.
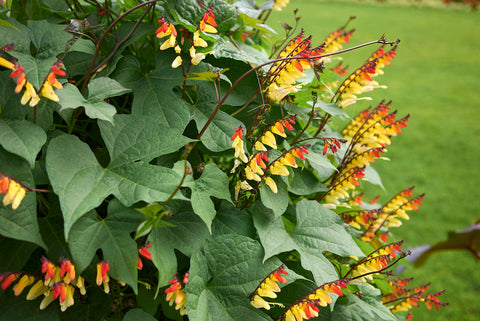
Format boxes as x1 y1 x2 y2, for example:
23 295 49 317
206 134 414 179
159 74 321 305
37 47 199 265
41 256 56 284
13 275 35 296
96 260 110 293
26 280 49 300
59 257 75 282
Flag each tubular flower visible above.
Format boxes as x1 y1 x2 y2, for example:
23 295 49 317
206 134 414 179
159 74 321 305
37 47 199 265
165 272 189 316
350 254 391 283
41 256 57 285
1 273 18 290
13 275 35 296
96 260 110 293
250 265 288 310
59 257 75 283
26 280 49 300
280 279 349 321
137 242 152 270
0 173 28 210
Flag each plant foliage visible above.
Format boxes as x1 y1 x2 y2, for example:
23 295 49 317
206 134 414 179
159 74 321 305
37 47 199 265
0 0 448 320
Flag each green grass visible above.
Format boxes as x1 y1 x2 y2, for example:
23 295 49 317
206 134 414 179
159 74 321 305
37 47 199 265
271 1 480 320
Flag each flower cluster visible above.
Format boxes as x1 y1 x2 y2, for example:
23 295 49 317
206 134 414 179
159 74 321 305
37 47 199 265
347 241 404 283
165 272 189 316
0 257 86 312
359 187 424 242
0 173 28 210
334 45 396 108
156 5 217 68
265 32 323 102
323 167 365 206
321 22 354 55
0 51 65 107
250 265 288 310
381 278 448 317
231 116 308 196
322 100 409 208
280 280 349 321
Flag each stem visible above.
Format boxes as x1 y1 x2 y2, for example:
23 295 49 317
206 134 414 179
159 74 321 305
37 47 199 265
197 38 390 141
160 159 189 206
81 0 161 93
290 97 317 145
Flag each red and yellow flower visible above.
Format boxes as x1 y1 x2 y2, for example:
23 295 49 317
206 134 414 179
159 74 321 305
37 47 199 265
165 272 189 316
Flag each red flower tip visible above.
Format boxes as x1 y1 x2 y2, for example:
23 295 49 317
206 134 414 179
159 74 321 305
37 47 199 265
138 242 152 260
231 126 244 141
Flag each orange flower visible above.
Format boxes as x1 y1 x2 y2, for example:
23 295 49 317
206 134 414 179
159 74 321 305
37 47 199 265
41 256 56 284
59 257 76 282
137 242 152 270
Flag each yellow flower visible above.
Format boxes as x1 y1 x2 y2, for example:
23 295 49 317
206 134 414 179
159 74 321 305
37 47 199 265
193 30 208 47
0 56 14 69
26 280 49 300
12 275 35 296
261 131 277 149
264 177 277 194
171 56 183 69
272 0 290 11
270 161 289 176
251 294 270 310
41 81 59 102
21 82 41 107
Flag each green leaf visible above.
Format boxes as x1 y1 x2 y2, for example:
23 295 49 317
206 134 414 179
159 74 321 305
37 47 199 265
0 19 31 53
254 200 363 284
211 201 256 238
57 78 131 124
0 288 60 321
331 293 397 321
212 0 238 32
259 177 289 218
123 308 158 321
0 237 37 271
185 234 280 321
46 114 190 238
288 167 328 195
306 143 337 179
132 52 190 131
0 149 46 248
213 37 269 65
182 163 232 231
191 82 244 152
0 119 46 168
68 199 144 292
0 19 20 31
148 203 209 287
364 165 385 189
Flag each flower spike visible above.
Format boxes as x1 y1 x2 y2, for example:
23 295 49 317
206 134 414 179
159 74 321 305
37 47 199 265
250 265 288 310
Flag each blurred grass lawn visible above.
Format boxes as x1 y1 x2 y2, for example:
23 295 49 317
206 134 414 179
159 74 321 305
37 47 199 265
271 1 480 320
